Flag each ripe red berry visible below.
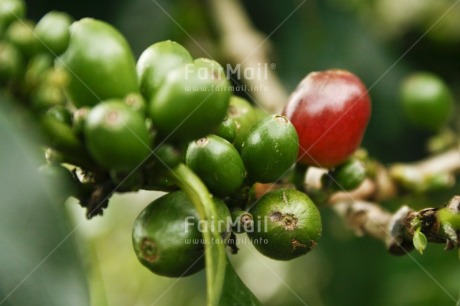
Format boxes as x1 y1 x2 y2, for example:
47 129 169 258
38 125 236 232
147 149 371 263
283 69 371 168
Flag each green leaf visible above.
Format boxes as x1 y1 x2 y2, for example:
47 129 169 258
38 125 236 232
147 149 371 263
413 230 428 255
172 165 262 305
219 257 262 306
0 101 90 305
171 164 227 306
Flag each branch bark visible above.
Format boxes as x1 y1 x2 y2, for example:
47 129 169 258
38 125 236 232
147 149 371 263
297 147 460 254
208 0 288 114
327 148 460 254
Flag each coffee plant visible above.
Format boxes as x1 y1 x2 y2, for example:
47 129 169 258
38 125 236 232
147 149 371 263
1 0 459 305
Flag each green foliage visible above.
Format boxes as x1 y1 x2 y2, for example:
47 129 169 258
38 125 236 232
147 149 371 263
413 230 428 255
0 99 89 305
219 257 261 306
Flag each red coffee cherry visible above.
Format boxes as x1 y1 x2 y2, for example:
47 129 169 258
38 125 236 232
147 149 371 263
283 69 371 168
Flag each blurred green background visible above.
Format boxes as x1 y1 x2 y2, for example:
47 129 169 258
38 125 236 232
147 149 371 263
2 0 460 305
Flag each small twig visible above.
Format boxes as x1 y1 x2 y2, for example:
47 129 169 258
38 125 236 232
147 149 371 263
387 146 460 193
333 200 392 241
409 146 460 175
299 148 460 254
328 147 460 205
333 196 460 255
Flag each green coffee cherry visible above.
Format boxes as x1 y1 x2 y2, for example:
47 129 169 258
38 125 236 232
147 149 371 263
40 112 82 153
30 67 69 109
35 11 73 55
214 117 237 143
186 135 246 196
248 189 322 260
153 144 182 170
132 190 231 277
38 163 78 200
31 83 66 110
59 18 138 107
84 100 152 170
227 96 259 149
327 158 366 191
0 0 25 28
241 115 299 183
150 58 231 142
123 92 147 116
5 20 39 57
137 40 193 100
400 72 454 131
43 66 69 88
0 41 23 82
25 53 53 87
46 105 72 125
132 191 204 277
